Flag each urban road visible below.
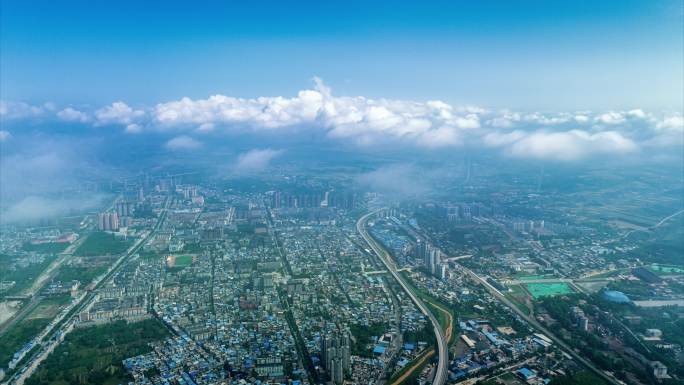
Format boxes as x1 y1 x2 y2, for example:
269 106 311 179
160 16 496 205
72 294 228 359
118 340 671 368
459 266 621 385
357 210 449 385
4 196 170 385
405 217 622 385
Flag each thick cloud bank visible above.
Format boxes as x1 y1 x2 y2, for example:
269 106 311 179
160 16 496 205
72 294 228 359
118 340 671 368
1 78 682 161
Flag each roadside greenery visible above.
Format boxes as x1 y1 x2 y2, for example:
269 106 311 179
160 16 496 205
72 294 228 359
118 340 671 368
0 318 51 368
21 242 69 254
75 232 132 256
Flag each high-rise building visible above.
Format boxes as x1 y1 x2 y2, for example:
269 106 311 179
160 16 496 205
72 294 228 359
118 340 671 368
430 248 441 276
201 227 223 241
424 247 438 276
330 357 343 384
273 191 281 209
415 238 428 261
109 212 119 231
116 201 134 217
571 307 589 331
99 213 108 231
461 204 472 221
322 330 351 384
98 212 120 231
424 247 432 273
439 263 448 280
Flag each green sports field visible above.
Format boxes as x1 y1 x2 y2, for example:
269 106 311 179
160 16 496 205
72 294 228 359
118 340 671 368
174 254 195 267
526 282 574 299
166 254 196 269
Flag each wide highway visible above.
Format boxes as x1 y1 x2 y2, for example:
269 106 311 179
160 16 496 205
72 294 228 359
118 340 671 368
357 210 448 385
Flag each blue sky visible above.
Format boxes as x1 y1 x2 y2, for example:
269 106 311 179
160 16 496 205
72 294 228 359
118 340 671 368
1 0 682 110
1 1 683 222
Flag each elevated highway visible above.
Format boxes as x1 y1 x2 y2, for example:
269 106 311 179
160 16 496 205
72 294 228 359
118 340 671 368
357 211 448 385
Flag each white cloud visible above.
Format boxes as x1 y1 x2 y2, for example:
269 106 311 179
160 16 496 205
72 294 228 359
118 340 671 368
1 195 106 224
94 101 145 126
523 112 572 125
0 80 679 161
165 135 202 150
416 126 462 147
644 114 684 147
153 78 484 148
627 109 647 119
196 122 215 133
0 101 48 120
2 196 73 223
356 164 431 198
487 111 521 128
502 130 637 161
154 91 324 129
453 114 481 129
574 114 589 123
483 130 527 147
234 148 283 173
125 123 142 134
0 140 93 206
595 111 626 125
587 109 648 126
0 130 10 142
57 107 90 123
486 111 598 129
656 115 684 131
